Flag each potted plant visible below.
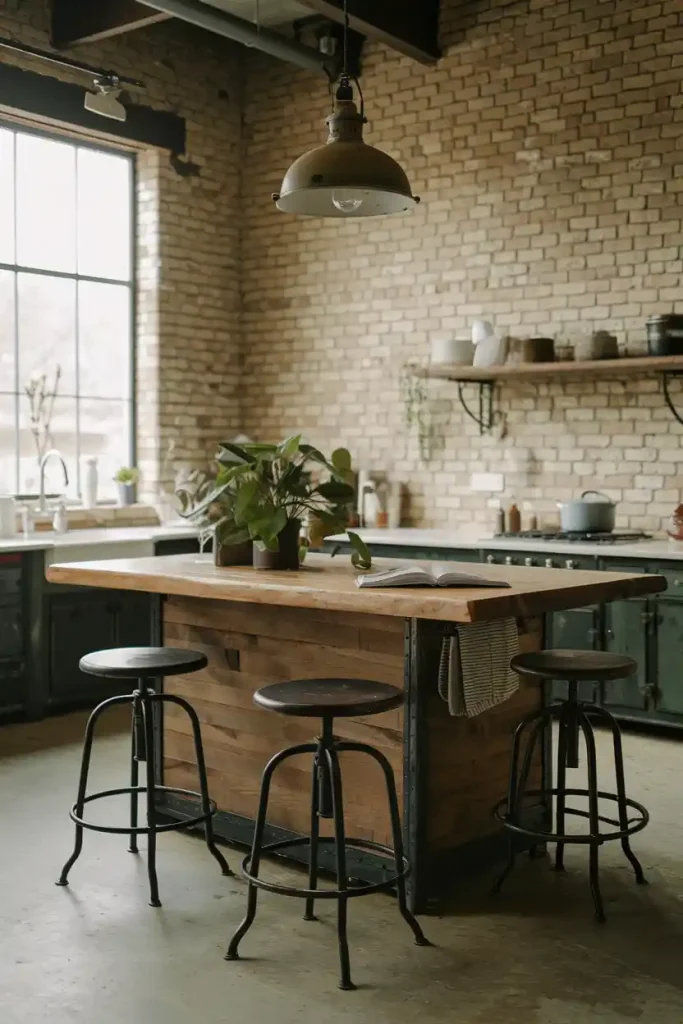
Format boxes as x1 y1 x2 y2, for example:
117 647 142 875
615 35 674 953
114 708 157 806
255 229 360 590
114 467 140 507
176 465 252 567
192 436 371 571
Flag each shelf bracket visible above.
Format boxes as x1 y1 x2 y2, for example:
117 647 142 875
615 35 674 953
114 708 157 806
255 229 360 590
661 371 683 428
455 380 497 435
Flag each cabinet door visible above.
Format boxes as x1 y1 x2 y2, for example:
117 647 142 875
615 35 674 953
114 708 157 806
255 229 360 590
654 598 683 716
548 606 599 701
48 595 117 700
116 593 153 648
602 599 648 712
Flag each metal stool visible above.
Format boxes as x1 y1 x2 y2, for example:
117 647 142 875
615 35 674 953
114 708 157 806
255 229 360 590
56 647 231 906
493 650 649 922
225 677 430 990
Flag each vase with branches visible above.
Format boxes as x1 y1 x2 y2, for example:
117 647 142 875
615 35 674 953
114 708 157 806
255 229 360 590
24 365 61 466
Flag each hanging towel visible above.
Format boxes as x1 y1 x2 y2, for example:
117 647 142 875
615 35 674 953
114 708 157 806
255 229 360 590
438 619 520 717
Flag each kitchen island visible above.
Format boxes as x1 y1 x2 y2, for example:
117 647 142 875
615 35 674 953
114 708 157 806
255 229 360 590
46 553 665 911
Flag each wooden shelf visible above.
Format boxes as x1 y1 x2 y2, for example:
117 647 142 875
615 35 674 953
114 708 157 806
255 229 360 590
413 355 683 383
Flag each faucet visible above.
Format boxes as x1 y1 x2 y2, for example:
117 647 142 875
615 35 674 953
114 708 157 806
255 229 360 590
38 449 69 515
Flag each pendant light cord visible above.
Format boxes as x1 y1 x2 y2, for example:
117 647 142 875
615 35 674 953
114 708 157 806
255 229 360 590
343 0 349 77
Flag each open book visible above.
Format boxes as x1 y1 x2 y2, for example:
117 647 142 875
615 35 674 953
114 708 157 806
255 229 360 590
356 563 512 589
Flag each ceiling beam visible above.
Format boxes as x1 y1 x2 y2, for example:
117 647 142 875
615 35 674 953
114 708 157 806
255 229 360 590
51 0 172 49
297 0 440 65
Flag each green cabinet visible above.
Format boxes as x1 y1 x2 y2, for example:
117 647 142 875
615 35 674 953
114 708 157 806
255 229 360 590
602 598 649 713
547 605 599 702
653 597 683 716
47 591 152 707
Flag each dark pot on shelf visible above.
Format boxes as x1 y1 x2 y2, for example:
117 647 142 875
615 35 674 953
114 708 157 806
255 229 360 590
252 519 301 570
214 538 253 567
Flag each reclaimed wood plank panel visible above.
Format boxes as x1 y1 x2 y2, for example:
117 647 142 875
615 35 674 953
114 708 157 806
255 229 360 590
162 599 405 847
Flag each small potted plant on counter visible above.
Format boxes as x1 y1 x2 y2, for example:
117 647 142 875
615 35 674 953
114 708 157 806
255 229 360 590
188 436 371 571
114 466 140 506
176 465 252 567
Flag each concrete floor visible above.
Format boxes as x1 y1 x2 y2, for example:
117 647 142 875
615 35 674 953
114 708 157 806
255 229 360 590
2 712 683 1024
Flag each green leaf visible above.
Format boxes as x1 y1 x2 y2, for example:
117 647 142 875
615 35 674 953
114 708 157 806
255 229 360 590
348 531 372 570
331 448 352 473
181 480 232 520
278 434 302 461
316 480 355 502
298 444 337 475
216 442 254 465
215 521 250 545
234 478 261 522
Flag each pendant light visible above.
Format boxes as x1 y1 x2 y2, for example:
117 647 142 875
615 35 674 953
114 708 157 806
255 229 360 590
272 0 419 218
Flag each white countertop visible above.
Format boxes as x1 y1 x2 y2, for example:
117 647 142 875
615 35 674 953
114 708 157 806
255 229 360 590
0 523 198 555
328 528 683 562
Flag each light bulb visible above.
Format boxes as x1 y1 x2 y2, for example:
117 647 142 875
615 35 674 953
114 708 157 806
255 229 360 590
332 190 364 214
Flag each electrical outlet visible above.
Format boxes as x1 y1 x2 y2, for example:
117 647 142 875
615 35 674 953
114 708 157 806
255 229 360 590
471 472 504 492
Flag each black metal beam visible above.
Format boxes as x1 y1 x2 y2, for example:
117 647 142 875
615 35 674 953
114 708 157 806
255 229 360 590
52 0 171 48
297 0 440 65
0 62 186 154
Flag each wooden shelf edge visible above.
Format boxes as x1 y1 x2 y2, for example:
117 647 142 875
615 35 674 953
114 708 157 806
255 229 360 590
413 355 683 383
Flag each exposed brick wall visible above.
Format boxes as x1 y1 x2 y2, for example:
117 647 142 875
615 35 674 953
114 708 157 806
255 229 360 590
241 0 683 535
0 0 243 501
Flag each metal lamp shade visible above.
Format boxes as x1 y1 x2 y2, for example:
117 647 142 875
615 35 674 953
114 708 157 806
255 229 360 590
273 82 419 218
275 139 418 217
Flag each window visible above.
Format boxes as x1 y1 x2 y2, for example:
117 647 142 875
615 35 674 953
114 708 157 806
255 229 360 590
0 125 134 503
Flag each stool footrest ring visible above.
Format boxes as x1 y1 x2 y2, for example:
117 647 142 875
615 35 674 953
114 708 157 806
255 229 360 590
494 787 649 844
241 835 411 899
69 785 216 835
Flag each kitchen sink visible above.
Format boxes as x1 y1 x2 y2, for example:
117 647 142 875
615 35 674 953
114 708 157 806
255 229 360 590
43 533 155 568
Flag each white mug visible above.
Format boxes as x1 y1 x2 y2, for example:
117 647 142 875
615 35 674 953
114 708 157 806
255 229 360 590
430 336 474 366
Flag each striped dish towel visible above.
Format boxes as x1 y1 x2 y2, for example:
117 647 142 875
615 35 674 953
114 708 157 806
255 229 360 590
438 619 520 717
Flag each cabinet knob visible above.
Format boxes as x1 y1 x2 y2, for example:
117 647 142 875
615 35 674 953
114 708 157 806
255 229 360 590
504 556 514 566
544 558 555 568
606 628 614 640
565 559 578 570
524 557 535 567
486 554 496 564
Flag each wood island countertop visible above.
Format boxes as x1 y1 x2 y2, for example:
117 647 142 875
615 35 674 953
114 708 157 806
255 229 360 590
45 552 667 624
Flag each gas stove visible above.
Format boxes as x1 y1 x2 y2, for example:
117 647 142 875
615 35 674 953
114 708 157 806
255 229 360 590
494 530 652 545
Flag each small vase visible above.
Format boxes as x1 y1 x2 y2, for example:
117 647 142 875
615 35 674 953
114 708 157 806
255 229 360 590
83 457 98 508
117 482 136 507
214 538 253 567
252 519 301 570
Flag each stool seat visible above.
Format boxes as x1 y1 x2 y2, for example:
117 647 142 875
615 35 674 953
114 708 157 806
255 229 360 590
253 678 403 718
79 646 208 679
511 649 637 682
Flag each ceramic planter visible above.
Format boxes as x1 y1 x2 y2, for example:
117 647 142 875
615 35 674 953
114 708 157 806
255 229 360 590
252 519 301 570
214 538 253 567
117 482 136 507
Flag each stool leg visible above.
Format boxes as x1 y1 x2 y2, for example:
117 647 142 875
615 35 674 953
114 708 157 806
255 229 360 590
304 752 320 922
325 746 354 991
578 711 606 924
57 694 131 887
226 742 316 962
158 693 231 876
129 693 142 854
339 740 430 947
493 711 548 895
142 693 161 907
589 706 647 885
554 704 569 873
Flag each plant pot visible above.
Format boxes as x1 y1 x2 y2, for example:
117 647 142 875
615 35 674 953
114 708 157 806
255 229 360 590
214 538 253 567
117 482 136 507
252 519 301 570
